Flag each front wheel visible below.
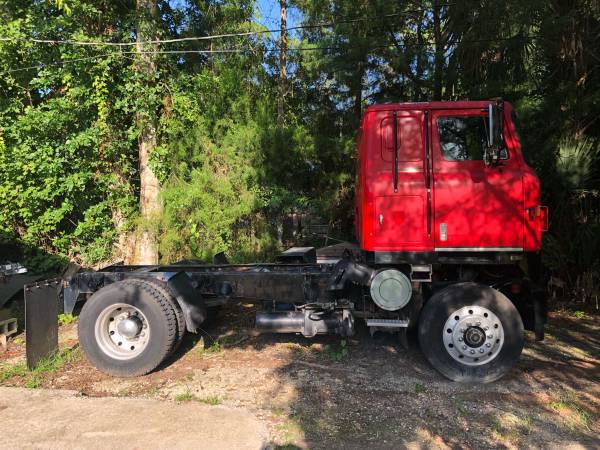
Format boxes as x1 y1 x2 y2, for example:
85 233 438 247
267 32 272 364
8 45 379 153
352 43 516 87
418 282 524 383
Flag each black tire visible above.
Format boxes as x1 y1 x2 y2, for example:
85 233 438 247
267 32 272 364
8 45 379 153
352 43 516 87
418 282 524 383
78 280 178 377
127 278 186 352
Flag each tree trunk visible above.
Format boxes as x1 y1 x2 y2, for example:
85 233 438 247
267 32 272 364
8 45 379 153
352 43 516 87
277 0 287 129
415 15 424 101
135 0 161 264
353 61 364 124
433 0 444 101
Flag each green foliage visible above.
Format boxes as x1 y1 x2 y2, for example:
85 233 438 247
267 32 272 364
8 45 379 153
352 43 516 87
199 395 222 405
195 337 221 357
58 313 77 325
174 390 195 402
323 339 349 362
414 383 427 394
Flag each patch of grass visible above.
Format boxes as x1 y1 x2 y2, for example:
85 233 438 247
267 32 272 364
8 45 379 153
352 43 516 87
12 336 24 345
207 340 221 353
174 390 196 402
174 390 221 405
0 362 28 382
414 382 427 394
323 339 349 362
572 310 586 319
196 338 221 357
489 411 533 442
27 346 80 388
453 398 467 414
0 346 79 388
199 395 221 405
58 313 77 325
550 390 592 429
277 416 303 445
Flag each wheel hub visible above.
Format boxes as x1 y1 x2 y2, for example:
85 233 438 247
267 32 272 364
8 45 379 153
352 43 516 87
464 326 485 348
442 305 504 366
94 304 150 360
117 316 142 339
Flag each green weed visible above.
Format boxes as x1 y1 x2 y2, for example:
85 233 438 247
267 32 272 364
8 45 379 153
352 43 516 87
414 382 427 394
323 339 349 362
453 398 467 414
58 313 77 325
0 362 28 382
199 395 221 405
174 390 195 402
196 338 221 357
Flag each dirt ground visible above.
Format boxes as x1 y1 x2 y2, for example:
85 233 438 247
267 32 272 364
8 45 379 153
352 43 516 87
1 303 599 449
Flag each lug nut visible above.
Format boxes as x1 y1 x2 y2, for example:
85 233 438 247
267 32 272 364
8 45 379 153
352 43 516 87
479 348 485 353
476 321 481 326
484 326 489 331
470 350 475 354
486 343 491 348
458 337 463 342
460 328 465 333
487 334 493 339
462 345 467 350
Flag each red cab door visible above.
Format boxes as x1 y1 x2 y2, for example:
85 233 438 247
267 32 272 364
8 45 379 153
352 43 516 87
368 109 433 251
431 108 524 250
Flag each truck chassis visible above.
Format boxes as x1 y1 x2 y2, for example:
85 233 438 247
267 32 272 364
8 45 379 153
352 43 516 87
25 246 546 383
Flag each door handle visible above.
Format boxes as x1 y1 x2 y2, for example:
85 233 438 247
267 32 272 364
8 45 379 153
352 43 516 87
379 214 384 225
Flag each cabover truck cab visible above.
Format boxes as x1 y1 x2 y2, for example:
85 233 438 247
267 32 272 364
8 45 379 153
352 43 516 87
25 100 547 383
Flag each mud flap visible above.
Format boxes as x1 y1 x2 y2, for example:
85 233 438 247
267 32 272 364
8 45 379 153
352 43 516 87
25 279 61 369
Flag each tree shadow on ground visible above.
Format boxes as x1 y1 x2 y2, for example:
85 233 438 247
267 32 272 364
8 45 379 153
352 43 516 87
165 303 600 449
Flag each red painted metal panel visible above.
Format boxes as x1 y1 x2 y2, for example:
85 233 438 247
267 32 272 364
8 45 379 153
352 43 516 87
356 101 544 254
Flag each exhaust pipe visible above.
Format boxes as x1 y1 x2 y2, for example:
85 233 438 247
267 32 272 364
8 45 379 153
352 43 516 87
255 310 354 338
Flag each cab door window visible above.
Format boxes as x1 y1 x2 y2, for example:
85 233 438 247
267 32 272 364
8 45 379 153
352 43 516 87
437 116 508 161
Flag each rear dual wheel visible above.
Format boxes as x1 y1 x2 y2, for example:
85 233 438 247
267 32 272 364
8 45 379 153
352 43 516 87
78 279 186 377
418 282 524 383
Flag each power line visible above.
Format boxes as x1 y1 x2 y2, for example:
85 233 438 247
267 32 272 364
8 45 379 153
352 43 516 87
0 53 119 75
0 5 457 48
0 34 536 76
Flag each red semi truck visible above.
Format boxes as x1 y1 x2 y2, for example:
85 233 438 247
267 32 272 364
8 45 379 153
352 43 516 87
25 100 548 383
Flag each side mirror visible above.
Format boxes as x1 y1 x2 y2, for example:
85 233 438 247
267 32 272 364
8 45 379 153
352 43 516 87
485 101 504 166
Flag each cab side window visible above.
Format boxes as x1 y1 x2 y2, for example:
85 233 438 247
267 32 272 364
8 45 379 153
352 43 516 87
437 116 508 161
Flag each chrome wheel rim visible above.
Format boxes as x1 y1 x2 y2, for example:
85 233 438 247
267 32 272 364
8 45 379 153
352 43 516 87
94 303 150 360
442 305 504 366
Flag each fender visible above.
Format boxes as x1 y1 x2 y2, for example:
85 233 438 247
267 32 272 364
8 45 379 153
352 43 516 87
164 271 207 333
63 270 207 333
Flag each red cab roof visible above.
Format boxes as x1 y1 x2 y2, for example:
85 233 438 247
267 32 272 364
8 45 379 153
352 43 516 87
364 100 505 113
